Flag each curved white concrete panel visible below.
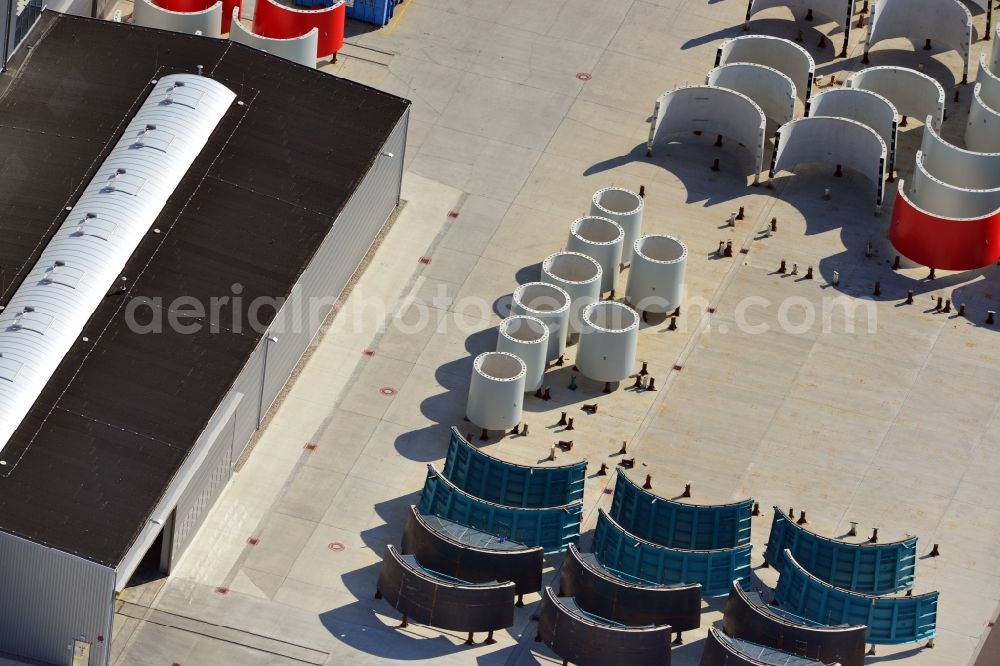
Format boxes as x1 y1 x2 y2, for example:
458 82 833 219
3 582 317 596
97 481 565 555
708 63 796 127
867 0 972 83
466 352 526 431
745 0 854 31
846 66 945 129
649 85 767 180
910 151 1000 218
716 35 815 99
807 88 897 166
229 9 318 68
976 55 1000 112
770 117 887 208
966 83 1000 152
920 118 1000 189
133 0 223 37
992 25 1000 73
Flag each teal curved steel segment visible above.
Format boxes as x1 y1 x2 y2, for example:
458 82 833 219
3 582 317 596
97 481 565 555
610 470 752 549
592 509 750 597
443 428 586 507
417 465 581 554
775 549 938 644
763 508 916 594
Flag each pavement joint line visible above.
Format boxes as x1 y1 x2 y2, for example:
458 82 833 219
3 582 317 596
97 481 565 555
116 601 328 664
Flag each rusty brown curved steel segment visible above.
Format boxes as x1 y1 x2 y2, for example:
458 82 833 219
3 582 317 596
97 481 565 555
400 506 543 596
559 544 701 631
722 580 867 666
536 586 674 665
376 545 515 633
701 627 825 666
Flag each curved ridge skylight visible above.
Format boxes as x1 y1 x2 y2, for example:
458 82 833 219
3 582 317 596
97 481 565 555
0 73 235 455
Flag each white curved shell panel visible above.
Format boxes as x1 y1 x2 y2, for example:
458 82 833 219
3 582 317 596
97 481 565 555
650 85 767 177
992 26 1000 73
0 74 235 455
976 56 1000 113
229 9 318 68
807 88 897 169
716 35 815 100
846 66 945 129
966 83 1000 153
707 63 796 127
133 0 223 38
909 151 1000 218
770 116 887 206
466 352 526 431
867 0 971 83
920 118 1000 190
745 0 854 30
576 302 640 383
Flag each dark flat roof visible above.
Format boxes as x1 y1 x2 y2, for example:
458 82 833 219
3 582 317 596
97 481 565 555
0 13 409 566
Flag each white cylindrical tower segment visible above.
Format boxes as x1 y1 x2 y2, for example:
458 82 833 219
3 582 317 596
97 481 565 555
497 315 549 392
511 282 571 361
590 187 644 265
576 301 640 383
567 216 625 293
625 234 688 314
541 251 602 338
466 351 526 431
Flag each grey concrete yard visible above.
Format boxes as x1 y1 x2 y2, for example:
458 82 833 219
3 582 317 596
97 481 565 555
112 0 1000 664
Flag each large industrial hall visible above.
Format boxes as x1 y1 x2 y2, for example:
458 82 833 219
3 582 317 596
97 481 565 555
1 0 1000 664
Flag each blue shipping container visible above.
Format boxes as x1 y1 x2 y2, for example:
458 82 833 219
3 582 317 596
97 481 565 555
346 0 396 26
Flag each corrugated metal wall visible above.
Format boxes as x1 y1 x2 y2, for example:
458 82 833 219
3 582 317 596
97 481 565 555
0 530 115 666
259 108 409 424
172 407 237 562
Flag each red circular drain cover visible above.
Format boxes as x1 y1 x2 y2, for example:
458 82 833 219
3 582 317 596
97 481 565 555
328 542 346 552
576 72 592 81
379 386 397 396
